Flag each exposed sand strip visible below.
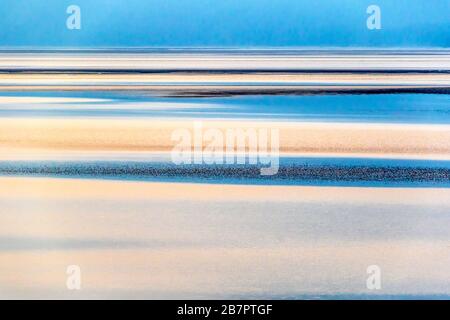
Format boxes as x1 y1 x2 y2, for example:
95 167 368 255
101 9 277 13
0 73 448 92
1 119 449 158
1 53 450 71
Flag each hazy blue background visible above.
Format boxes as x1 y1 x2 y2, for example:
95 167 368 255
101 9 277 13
0 0 448 48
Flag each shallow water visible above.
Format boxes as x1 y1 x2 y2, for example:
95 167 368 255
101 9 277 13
1 157 450 187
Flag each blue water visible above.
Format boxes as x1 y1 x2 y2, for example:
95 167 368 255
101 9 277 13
1 0 449 48
1 92 450 124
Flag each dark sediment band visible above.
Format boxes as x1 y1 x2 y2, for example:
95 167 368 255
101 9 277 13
1 159 449 187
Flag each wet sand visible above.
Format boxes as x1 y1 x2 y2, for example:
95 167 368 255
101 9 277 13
1 177 449 299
